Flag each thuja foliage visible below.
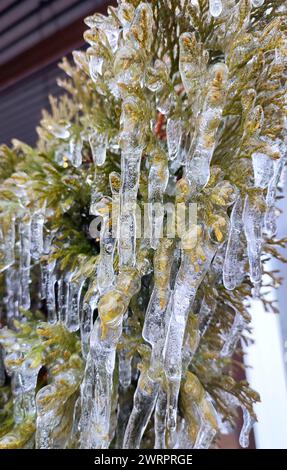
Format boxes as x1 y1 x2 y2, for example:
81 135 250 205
0 0 287 449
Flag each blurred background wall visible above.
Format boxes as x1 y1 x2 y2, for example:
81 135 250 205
0 0 115 145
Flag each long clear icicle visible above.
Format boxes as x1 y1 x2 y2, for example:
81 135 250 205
123 372 159 449
239 406 256 448
80 281 99 359
5 264 21 325
87 260 143 448
1 215 17 325
30 210 44 260
118 314 132 389
148 149 169 249
119 142 142 267
223 197 245 290
89 132 107 167
116 3 153 267
69 134 83 168
264 149 287 237
243 191 266 292
79 192 118 447
19 214 31 310
79 353 95 448
92 197 115 294
221 309 245 357
65 274 86 332
186 62 228 191
123 239 174 449
88 319 122 449
163 229 215 432
46 260 57 324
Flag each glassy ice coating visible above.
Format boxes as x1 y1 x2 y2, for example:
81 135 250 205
251 0 265 7
209 0 223 18
0 0 286 451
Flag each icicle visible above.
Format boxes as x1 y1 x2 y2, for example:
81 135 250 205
89 132 107 166
79 353 95 448
40 264 48 300
5 265 21 325
40 230 54 298
119 144 142 267
166 118 183 161
148 149 169 249
69 135 83 168
109 171 121 241
12 360 40 424
199 298 215 336
30 210 44 260
118 353 132 389
116 4 152 267
221 309 245 357
46 260 57 324
239 406 255 448
57 274 69 323
0 214 16 272
186 63 228 191
69 396 81 447
154 389 167 449
251 152 274 189
118 314 132 389
243 191 266 289
143 239 174 362
194 417 217 449
90 251 146 448
251 0 264 7
19 214 31 310
123 372 159 449
223 197 246 290
163 227 216 432
123 239 174 448
87 318 122 449
1 215 18 324
209 0 223 18
80 282 99 359
171 417 194 449
65 275 86 332
92 197 115 294
116 381 133 448
264 150 287 237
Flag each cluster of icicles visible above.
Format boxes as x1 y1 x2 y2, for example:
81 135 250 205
1 0 286 450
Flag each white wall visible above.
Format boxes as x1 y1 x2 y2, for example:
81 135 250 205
244 297 287 449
